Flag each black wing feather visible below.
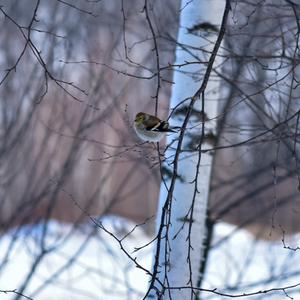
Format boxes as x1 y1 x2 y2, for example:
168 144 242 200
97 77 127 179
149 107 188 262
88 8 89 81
146 121 174 132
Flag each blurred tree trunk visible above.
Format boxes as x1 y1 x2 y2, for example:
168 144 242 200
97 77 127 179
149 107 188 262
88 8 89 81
0 0 180 233
210 0 300 240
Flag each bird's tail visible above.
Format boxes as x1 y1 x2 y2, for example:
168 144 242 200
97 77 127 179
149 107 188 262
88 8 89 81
167 126 181 133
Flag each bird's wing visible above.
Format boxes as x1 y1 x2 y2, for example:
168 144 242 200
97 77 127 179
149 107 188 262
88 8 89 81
144 116 165 131
148 121 169 132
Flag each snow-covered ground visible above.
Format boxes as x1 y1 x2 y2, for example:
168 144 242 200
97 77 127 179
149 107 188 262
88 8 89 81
0 216 299 300
0 217 152 300
204 224 300 299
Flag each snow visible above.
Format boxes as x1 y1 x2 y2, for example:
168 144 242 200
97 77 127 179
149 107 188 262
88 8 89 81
203 223 300 299
0 217 153 300
0 217 299 300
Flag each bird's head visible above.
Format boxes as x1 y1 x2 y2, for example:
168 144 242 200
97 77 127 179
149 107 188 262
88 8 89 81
134 112 146 125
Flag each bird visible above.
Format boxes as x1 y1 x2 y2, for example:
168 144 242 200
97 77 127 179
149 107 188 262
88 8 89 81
134 112 178 142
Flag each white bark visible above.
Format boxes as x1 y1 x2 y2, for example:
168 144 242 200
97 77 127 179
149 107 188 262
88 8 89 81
148 0 225 299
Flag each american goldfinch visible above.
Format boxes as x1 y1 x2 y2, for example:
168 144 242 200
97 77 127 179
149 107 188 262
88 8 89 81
134 112 178 142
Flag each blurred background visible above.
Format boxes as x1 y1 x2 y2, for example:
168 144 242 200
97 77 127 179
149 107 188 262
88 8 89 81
0 0 299 299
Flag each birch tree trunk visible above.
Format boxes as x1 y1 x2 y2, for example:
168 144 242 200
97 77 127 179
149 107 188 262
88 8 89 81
146 0 229 299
